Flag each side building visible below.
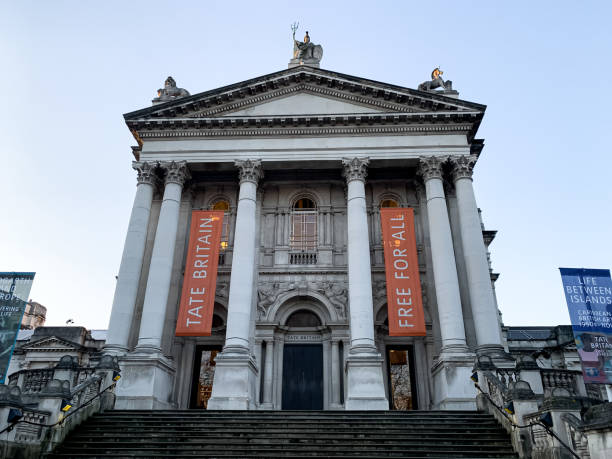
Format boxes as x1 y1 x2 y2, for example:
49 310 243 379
7 327 106 390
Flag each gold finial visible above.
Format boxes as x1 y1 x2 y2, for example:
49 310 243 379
431 67 443 80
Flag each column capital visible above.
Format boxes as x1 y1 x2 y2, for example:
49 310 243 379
160 161 191 186
235 159 263 184
417 156 445 181
132 161 158 186
342 157 369 183
449 155 478 182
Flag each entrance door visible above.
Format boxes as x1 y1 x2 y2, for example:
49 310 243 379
386 346 417 410
190 345 222 409
282 344 323 410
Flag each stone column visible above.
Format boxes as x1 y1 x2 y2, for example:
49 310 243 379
450 155 504 355
135 161 190 352
116 161 189 410
418 156 468 354
331 340 341 406
208 159 262 410
105 162 157 355
263 340 274 405
418 156 475 410
341 157 388 410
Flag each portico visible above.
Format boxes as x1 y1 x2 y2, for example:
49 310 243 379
105 63 504 411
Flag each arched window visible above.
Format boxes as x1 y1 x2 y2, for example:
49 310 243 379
286 309 322 327
211 314 224 329
380 199 399 208
290 197 317 264
211 200 230 252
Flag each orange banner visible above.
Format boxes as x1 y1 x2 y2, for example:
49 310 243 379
380 208 426 336
176 210 224 336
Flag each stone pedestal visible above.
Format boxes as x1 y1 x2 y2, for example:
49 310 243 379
207 351 258 410
344 352 389 410
431 353 477 410
115 352 176 409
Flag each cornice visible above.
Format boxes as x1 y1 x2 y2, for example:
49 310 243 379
136 123 474 140
124 67 485 121
128 111 479 130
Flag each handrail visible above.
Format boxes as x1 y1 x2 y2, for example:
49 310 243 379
473 379 580 459
0 381 117 435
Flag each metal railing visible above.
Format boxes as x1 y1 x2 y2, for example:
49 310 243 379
475 372 581 459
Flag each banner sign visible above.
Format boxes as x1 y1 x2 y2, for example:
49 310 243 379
380 208 426 336
176 211 224 336
560 267 612 384
0 272 35 384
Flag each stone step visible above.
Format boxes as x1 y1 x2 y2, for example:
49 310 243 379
84 417 499 425
95 413 493 420
54 445 517 454
66 436 513 446
71 430 509 439
87 417 495 424
48 454 519 459
49 411 518 458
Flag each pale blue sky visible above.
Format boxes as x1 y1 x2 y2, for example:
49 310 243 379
1 1 611 329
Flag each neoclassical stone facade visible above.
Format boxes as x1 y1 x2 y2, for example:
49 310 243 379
105 66 506 411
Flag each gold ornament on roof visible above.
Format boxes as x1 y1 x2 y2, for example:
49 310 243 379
418 67 453 92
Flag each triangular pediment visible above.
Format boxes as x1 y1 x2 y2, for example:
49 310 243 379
219 91 386 117
19 336 82 352
125 67 485 122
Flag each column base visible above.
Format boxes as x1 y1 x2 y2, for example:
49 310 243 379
432 352 477 410
258 402 274 410
102 344 129 356
115 351 176 409
208 350 258 410
476 343 512 359
344 350 388 410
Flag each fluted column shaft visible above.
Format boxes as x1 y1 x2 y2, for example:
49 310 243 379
136 161 190 352
105 162 157 354
418 157 467 353
451 155 502 352
342 158 377 352
223 159 263 352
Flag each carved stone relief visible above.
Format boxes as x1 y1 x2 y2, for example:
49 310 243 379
256 280 347 320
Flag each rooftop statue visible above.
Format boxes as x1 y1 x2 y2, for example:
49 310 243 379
418 67 454 92
288 22 323 68
152 76 190 104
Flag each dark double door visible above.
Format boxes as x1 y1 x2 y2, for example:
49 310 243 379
282 344 323 410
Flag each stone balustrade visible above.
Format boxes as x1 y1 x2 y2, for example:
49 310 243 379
0 354 120 457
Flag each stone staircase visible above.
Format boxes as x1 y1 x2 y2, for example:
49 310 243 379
47 410 518 458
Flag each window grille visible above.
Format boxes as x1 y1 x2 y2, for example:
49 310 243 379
290 198 317 264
